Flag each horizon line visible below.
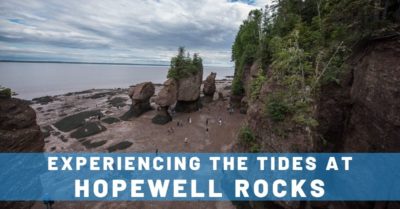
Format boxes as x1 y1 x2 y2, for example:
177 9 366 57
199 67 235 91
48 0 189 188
0 60 233 68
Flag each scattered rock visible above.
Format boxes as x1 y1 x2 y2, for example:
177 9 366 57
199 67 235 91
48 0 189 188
70 121 106 139
32 95 55 105
82 140 107 149
108 97 127 108
41 125 53 138
87 91 116 99
107 141 133 152
54 110 103 132
101 117 120 124
64 89 93 96
59 135 68 142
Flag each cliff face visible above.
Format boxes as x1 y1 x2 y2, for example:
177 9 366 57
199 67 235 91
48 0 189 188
317 35 400 152
241 35 400 153
236 35 400 209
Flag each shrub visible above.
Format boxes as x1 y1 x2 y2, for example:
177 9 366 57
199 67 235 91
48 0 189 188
0 87 12 98
231 78 244 96
239 126 255 145
239 126 261 152
250 71 266 100
250 143 261 153
267 97 289 122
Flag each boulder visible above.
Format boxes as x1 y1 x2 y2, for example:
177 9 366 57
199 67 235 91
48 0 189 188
123 82 155 119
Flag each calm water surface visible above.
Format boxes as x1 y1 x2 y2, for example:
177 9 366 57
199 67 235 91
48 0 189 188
0 62 233 100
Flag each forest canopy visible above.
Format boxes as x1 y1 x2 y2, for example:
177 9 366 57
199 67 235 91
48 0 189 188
231 0 399 127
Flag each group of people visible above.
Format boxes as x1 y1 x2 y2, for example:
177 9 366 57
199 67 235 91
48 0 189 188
165 104 236 144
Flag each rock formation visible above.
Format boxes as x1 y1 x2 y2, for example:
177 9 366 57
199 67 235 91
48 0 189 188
317 35 400 152
121 82 155 120
0 98 44 152
203 72 216 103
152 79 178 124
175 68 203 112
0 96 44 209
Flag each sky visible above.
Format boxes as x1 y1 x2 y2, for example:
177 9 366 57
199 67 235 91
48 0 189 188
0 0 270 66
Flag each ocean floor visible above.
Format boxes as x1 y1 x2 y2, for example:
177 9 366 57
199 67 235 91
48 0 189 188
30 79 245 209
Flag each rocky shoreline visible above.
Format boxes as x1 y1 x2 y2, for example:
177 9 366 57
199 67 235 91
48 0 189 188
29 78 236 153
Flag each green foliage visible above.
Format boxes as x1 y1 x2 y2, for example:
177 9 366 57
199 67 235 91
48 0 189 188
167 47 203 80
238 126 260 153
231 9 262 96
250 143 261 153
231 77 244 96
232 0 398 130
0 86 12 98
239 126 255 144
250 70 266 100
266 96 289 122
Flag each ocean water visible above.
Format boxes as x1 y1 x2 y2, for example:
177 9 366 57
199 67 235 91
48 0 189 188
0 62 233 100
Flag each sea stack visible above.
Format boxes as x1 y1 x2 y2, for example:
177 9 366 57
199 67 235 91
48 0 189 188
122 82 155 120
152 79 177 124
202 72 216 103
174 67 203 112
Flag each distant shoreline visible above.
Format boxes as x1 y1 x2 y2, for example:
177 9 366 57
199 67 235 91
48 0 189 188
0 60 233 67
0 60 170 66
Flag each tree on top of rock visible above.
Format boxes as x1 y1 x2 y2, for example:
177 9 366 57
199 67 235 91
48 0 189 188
167 47 203 80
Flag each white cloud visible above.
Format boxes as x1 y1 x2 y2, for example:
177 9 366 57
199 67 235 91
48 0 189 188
0 0 270 66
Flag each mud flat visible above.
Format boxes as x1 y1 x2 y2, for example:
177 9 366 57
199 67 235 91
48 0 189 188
29 79 244 209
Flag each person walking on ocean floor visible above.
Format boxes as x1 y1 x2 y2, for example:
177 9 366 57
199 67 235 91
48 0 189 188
188 116 192 124
218 117 222 126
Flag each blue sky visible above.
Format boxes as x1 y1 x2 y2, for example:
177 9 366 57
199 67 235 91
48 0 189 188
0 0 269 66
